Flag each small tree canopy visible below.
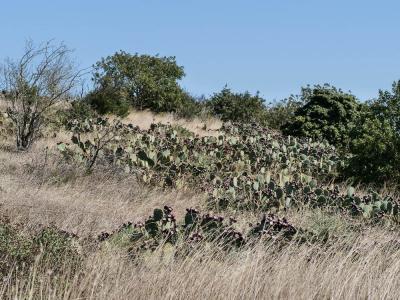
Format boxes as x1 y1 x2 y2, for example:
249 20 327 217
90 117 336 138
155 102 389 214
369 80 400 133
207 87 267 124
88 51 188 114
344 81 400 184
282 84 360 148
345 111 400 184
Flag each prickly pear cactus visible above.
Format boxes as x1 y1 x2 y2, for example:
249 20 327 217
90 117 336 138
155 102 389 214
59 118 400 222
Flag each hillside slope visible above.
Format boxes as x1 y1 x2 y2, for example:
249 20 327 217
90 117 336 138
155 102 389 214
0 111 399 299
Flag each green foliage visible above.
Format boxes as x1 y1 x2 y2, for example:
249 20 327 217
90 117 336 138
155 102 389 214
0 222 34 273
0 220 79 274
207 87 268 125
34 227 79 265
348 116 399 183
88 51 192 115
86 86 130 117
370 80 400 132
68 100 98 120
344 82 400 184
282 85 360 148
264 96 304 130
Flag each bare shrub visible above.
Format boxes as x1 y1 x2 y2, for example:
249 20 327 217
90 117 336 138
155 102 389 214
0 40 82 150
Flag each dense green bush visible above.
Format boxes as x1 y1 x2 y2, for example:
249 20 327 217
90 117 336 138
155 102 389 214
88 51 192 115
345 114 400 184
282 85 360 148
344 81 400 185
207 87 267 125
369 80 400 133
86 86 130 117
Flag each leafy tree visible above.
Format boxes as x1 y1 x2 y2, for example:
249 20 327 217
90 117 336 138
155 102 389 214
345 111 400 184
207 87 267 124
282 84 360 148
369 80 400 133
344 81 400 184
88 51 189 114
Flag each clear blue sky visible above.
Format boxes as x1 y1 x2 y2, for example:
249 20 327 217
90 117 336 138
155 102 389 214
1 0 399 101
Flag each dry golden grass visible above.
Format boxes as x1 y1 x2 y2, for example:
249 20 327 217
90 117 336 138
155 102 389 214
0 139 204 237
1 228 399 300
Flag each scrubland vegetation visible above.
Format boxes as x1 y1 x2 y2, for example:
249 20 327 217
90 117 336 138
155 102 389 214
1 40 400 299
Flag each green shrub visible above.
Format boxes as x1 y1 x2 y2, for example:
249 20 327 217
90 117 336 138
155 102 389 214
207 87 267 125
265 96 303 130
345 115 400 184
34 227 79 266
89 51 188 115
0 220 80 274
282 84 360 148
344 82 400 185
0 222 34 273
86 86 130 117
369 80 400 133
68 100 98 120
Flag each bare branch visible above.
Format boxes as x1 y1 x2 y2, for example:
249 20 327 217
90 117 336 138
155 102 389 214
0 40 82 150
